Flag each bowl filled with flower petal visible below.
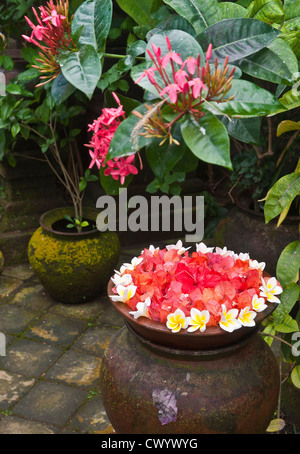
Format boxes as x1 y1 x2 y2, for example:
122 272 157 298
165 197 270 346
107 241 282 350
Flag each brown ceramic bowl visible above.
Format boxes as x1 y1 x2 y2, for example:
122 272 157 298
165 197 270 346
107 279 277 350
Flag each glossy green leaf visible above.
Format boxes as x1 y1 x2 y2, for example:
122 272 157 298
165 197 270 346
196 18 280 62
219 2 247 18
106 103 155 159
246 0 284 25
273 283 300 324
204 79 283 117
284 0 300 20
232 47 294 85
116 0 162 26
162 0 222 34
220 116 261 144
180 112 232 169
71 0 112 51
264 172 300 223
58 46 101 99
147 29 205 62
146 125 187 181
277 120 300 136
268 38 299 77
275 314 299 333
291 366 300 389
51 73 76 105
276 241 300 288
278 88 300 113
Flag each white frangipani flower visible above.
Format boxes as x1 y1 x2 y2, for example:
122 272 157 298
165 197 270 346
238 307 257 327
196 242 214 254
111 273 132 287
109 284 137 303
219 304 242 333
166 309 189 333
238 252 250 261
187 308 210 332
249 259 266 271
166 240 191 255
119 256 143 274
251 294 268 312
215 246 235 257
259 277 282 304
129 297 151 319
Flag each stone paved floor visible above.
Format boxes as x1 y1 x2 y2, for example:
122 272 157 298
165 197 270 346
0 243 147 434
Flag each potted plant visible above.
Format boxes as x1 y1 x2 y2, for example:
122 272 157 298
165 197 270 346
100 241 282 433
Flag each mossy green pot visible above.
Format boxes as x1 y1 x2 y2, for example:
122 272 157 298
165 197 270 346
28 207 120 304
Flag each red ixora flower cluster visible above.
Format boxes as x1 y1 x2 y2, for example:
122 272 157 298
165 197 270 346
86 92 139 185
110 242 283 334
22 0 74 85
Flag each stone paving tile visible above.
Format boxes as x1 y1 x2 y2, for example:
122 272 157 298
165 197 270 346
96 301 125 328
0 275 23 299
9 285 54 313
49 299 105 321
2 264 34 281
71 325 120 357
45 349 101 388
13 381 87 427
0 338 63 377
0 304 38 335
68 396 113 434
0 415 58 434
0 370 35 410
25 312 88 347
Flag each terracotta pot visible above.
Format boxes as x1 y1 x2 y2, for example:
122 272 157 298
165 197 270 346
100 281 280 434
28 207 120 304
100 325 279 434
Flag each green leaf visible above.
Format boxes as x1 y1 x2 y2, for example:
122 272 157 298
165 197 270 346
5 84 21 95
71 0 112 51
162 0 222 34
273 283 300 324
275 314 299 333
284 0 300 20
116 0 162 26
219 2 247 19
246 0 284 25
180 112 232 169
58 45 101 99
264 172 300 223
220 116 261 144
147 29 205 62
146 126 186 181
51 73 76 105
276 241 300 288
278 88 300 113
291 365 300 389
268 38 299 77
277 120 300 136
204 79 284 117
106 103 154 159
81 221 89 227
196 18 280 62
11 123 20 138
232 47 294 86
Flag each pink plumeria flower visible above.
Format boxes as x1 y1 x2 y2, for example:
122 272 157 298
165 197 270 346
188 78 207 99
